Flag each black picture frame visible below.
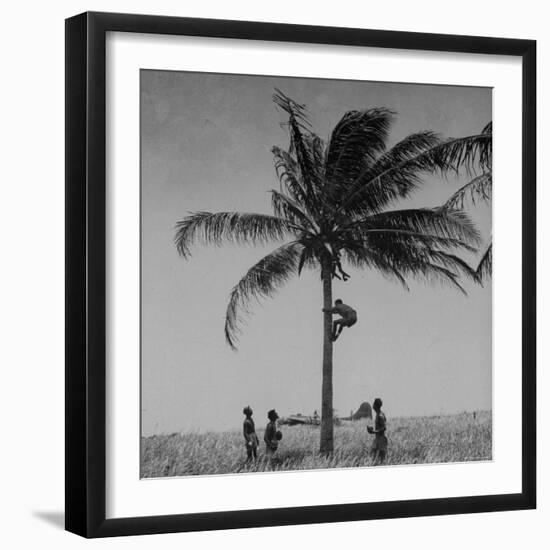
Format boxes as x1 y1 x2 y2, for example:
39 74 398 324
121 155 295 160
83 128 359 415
65 11 536 538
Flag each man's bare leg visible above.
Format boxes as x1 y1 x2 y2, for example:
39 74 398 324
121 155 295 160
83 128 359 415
332 321 339 341
332 321 344 341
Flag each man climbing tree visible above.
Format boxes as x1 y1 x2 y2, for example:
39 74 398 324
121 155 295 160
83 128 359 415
323 299 358 342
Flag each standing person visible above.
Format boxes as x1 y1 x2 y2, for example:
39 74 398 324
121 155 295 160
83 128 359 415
322 299 357 342
264 409 280 460
242 406 259 462
367 398 388 464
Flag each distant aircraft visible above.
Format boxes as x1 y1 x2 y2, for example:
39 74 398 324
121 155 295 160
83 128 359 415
341 402 372 421
279 403 372 426
279 413 321 426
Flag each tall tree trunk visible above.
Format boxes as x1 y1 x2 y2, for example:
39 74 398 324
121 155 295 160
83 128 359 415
320 259 334 454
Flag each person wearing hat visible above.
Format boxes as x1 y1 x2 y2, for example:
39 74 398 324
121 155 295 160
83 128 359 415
367 398 388 464
264 409 280 460
243 406 259 462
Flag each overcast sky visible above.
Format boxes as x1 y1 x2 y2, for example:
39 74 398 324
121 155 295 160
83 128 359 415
140 70 492 436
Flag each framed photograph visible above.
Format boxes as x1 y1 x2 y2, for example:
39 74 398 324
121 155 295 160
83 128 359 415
65 11 536 538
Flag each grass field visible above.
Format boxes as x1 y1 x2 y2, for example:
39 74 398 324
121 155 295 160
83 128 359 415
141 411 491 478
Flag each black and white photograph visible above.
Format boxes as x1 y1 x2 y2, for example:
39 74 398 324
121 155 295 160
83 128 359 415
140 71 493 478
1 0 543 545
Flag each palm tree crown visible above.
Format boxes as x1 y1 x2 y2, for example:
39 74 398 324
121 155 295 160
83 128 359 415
175 89 481 349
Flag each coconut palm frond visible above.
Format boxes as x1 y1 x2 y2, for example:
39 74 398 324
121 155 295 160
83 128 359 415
335 131 443 216
325 108 394 186
337 207 481 293
297 245 318 276
350 207 481 246
336 128 491 217
270 189 317 231
392 255 468 295
445 172 492 210
343 223 477 291
342 244 410 289
370 131 443 175
475 242 492 282
344 226 477 253
427 250 478 282
224 241 303 349
272 88 311 130
410 262 467 294
273 89 322 198
343 239 467 293
271 146 307 202
305 134 327 175
271 145 327 220
174 211 298 258
430 131 492 174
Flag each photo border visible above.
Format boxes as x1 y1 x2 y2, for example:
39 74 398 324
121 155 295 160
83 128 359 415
65 11 536 538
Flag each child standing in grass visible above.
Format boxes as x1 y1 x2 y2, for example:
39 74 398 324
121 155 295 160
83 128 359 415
264 409 280 460
243 406 259 462
367 398 388 464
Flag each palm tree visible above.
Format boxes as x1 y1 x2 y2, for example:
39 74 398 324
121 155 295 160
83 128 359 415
175 90 481 454
437 122 492 281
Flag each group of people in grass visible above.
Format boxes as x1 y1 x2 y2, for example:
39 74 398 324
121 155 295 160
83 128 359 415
242 299 387 465
242 407 282 462
242 398 387 465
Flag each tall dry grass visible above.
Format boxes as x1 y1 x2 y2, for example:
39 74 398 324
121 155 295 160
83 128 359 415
141 411 491 478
